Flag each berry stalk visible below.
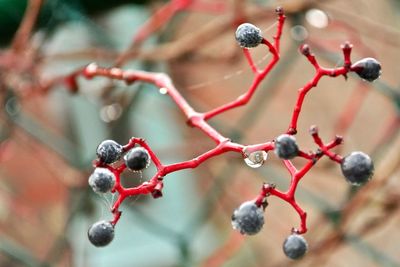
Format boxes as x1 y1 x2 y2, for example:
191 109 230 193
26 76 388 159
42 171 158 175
85 8 380 260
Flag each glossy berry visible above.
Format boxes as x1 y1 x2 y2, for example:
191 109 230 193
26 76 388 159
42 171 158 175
88 168 115 193
283 234 308 260
231 201 264 235
341 151 373 186
88 220 115 247
235 23 263 48
124 147 150 171
96 140 123 164
274 134 299 159
351 58 381 82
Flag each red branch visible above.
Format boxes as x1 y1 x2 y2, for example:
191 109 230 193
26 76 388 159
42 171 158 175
11 0 43 52
133 0 227 45
254 126 343 234
84 8 360 234
114 0 228 66
287 42 353 134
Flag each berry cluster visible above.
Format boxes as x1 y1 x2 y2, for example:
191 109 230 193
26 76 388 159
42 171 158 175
87 140 151 246
85 7 379 260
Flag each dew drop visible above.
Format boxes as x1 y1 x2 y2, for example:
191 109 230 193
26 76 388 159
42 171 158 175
100 103 122 123
159 87 168 94
290 25 308 41
244 151 268 168
5 97 20 116
306 9 329 29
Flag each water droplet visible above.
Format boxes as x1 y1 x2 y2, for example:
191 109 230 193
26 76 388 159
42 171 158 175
244 150 268 168
290 25 308 41
100 103 122 122
306 9 329 29
159 87 168 94
5 97 20 116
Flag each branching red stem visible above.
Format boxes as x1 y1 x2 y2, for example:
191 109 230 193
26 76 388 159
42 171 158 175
84 8 360 234
287 44 353 134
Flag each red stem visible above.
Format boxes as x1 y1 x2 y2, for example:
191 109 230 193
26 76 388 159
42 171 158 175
133 1 183 45
11 0 43 52
203 12 285 120
243 48 260 74
84 8 362 234
287 44 352 134
132 0 227 47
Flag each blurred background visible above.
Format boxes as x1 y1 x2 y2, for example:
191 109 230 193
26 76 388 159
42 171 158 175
0 0 399 266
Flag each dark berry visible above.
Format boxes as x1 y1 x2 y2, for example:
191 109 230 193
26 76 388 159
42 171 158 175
235 23 263 48
96 140 123 164
88 168 115 193
283 234 308 260
231 201 264 235
274 134 299 159
341 151 373 186
351 58 381 82
124 147 150 171
88 220 115 247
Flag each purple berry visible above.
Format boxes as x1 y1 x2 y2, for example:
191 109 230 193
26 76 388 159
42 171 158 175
341 151 373 186
274 134 299 159
96 140 123 164
235 23 263 48
124 147 150 171
351 58 381 82
88 168 115 193
283 234 308 260
231 201 264 235
88 220 115 247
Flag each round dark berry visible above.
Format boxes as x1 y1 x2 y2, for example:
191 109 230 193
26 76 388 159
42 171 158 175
88 220 115 247
274 134 299 159
351 57 381 82
231 201 264 235
96 140 123 164
88 168 115 193
235 23 263 48
283 234 308 260
341 151 373 186
124 147 150 171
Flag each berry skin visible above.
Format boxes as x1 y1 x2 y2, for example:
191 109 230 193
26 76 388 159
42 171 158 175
124 147 150 171
235 23 263 48
274 134 299 159
231 201 264 235
88 168 116 193
96 140 123 164
88 220 115 247
351 58 381 82
283 234 308 260
341 151 374 186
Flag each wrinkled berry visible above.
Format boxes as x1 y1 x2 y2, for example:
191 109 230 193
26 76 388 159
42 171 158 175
351 58 381 82
88 168 116 193
88 220 115 247
274 134 299 159
235 23 263 48
341 151 373 186
124 147 150 171
231 201 264 235
283 234 308 260
96 140 123 164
